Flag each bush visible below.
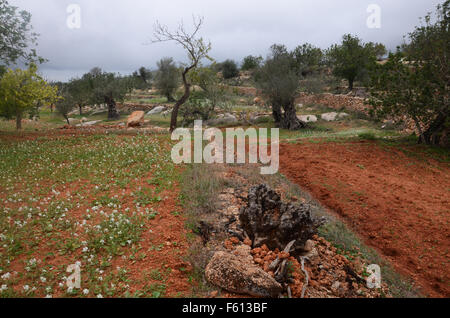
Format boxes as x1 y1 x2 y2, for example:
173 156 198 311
358 132 376 140
221 60 239 79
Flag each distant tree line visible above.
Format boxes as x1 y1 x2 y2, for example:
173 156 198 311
0 0 447 146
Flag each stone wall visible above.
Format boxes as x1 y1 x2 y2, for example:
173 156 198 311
295 93 370 114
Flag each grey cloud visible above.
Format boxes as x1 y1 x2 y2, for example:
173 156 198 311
9 0 443 81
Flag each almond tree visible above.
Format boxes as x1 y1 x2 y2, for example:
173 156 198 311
152 16 212 132
0 64 59 130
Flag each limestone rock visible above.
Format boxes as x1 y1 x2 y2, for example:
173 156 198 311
205 247 282 297
298 115 318 123
321 112 339 121
127 111 145 127
147 106 166 115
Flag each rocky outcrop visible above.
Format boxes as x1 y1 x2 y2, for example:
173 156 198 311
205 245 283 297
239 184 325 255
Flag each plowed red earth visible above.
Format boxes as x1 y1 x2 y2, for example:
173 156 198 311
279 141 450 298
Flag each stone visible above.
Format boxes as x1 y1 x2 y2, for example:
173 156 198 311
207 113 238 126
321 112 339 121
205 248 282 297
253 97 262 105
321 112 349 122
147 106 166 115
76 120 101 127
298 115 318 123
127 111 145 127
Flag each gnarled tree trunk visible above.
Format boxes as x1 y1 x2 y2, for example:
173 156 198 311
421 112 448 146
280 102 306 130
105 96 120 120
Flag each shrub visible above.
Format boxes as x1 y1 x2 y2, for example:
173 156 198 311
221 60 239 79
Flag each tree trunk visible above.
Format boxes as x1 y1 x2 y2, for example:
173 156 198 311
167 95 176 103
170 65 196 132
421 113 448 146
280 103 306 130
79 104 83 116
412 115 426 144
348 78 354 91
272 104 283 124
16 112 22 130
106 97 120 120
64 115 70 125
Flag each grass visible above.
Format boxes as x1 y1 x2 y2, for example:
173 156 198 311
0 133 182 298
179 162 421 298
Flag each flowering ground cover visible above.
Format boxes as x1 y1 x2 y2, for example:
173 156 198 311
0 133 193 298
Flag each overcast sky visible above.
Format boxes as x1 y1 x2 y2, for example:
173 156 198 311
9 0 442 82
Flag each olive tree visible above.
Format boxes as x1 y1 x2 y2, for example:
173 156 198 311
67 77 91 115
368 1 449 146
327 34 386 90
55 86 76 125
152 16 212 132
83 68 132 120
241 55 263 71
292 43 323 76
254 45 305 130
154 57 179 102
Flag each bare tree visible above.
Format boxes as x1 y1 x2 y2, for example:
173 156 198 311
152 16 212 132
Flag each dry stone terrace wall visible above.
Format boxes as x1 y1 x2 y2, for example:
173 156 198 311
295 93 370 114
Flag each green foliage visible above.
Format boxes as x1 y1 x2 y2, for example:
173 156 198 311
189 65 226 109
0 64 59 129
292 43 324 76
254 44 304 130
368 1 449 146
327 34 386 90
241 55 263 71
154 58 179 102
131 67 152 89
0 0 44 67
66 77 91 115
221 59 239 79
85 68 131 105
55 86 76 124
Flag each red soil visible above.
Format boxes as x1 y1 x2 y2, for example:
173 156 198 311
279 141 450 298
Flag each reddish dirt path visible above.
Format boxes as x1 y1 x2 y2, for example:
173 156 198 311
279 141 450 298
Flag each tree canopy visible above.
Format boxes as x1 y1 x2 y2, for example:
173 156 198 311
327 34 386 90
0 0 44 67
241 55 263 71
368 1 449 146
254 44 305 130
0 64 59 129
154 57 179 102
